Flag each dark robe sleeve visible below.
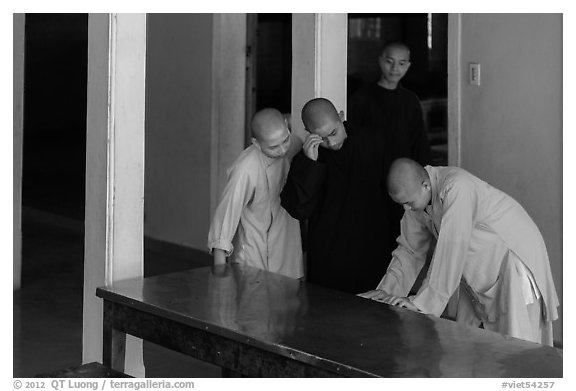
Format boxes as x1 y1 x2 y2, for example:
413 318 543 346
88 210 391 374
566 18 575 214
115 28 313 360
281 151 328 220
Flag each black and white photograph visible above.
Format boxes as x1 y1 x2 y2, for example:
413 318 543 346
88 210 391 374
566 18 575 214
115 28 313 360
10 4 572 387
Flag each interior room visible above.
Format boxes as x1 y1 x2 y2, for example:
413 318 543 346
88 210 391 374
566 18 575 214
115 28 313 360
13 13 562 378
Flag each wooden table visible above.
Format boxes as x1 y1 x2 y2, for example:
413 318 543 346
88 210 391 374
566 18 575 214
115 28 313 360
96 264 562 377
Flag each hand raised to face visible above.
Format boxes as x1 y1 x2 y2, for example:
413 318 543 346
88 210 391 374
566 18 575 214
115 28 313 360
302 133 323 161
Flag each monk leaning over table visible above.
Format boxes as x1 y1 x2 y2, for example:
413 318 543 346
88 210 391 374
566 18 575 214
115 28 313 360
359 158 559 346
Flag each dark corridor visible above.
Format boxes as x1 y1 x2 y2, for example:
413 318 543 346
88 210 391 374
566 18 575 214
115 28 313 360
22 14 88 221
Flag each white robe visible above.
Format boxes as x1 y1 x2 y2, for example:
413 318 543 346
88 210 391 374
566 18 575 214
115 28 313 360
207 142 303 279
377 166 559 345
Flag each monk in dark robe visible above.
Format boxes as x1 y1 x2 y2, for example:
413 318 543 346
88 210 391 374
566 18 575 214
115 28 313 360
280 98 389 293
347 41 432 279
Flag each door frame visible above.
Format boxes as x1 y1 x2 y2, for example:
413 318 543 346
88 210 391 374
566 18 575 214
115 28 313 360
447 13 461 166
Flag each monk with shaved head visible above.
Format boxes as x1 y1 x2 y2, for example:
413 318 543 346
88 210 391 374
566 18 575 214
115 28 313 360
387 158 431 212
281 97 390 293
299 98 348 160
359 158 559 346
347 41 432 293
208 108 304 279
251 108 292 158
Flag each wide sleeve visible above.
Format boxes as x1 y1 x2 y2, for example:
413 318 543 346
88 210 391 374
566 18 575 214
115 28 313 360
280 151 328 220
411 181 478 316
207 165 253 255
376 210 433 296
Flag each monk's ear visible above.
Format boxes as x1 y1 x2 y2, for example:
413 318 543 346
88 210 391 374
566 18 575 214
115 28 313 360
338 110 345 121
423 181 431 191
283 113 291 131
252 137 261 150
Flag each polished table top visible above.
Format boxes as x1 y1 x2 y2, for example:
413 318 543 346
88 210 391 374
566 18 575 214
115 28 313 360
96 264 562 377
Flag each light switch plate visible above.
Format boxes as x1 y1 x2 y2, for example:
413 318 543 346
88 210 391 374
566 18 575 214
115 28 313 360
469 63 481 86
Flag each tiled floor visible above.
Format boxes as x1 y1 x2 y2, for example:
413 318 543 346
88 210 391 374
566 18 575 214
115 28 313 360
13 208 221 378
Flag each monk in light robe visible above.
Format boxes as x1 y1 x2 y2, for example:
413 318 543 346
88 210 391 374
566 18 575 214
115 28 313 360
360 158 559 346
207 108 303 279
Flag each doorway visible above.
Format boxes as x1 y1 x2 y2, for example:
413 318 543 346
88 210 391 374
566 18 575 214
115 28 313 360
347 13 448 165
245 13 292 146
15 13 89 377
22 14 88 219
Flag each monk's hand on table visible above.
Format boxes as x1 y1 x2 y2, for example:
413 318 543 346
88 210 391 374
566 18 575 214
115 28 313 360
211 263 230 278
357 289 388 301
384 295 418 312
303 133 323 161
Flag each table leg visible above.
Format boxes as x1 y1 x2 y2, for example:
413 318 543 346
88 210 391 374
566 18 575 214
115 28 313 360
102 301 127 372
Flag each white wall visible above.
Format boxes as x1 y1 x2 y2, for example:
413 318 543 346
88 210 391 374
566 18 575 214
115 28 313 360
145 14 245 250
145 14 215 250
458 14 562 343
210 14 247 219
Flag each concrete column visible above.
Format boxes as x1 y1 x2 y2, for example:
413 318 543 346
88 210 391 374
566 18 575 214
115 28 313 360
291 13 348 140
83 13 146 377
210 13 247 216
13 13 25 291
447 13 462 167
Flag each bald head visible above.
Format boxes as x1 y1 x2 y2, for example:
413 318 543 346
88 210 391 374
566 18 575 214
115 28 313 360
251 108 287 142
387 158 428 198
301 98 340 131
381 41 410 58
251 108 291 159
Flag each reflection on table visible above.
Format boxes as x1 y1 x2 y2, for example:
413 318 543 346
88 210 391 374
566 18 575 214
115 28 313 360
97 263 562 377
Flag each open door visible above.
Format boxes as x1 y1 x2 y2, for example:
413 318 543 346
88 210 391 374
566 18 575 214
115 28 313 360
346 13 448 165
245 13 292 146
